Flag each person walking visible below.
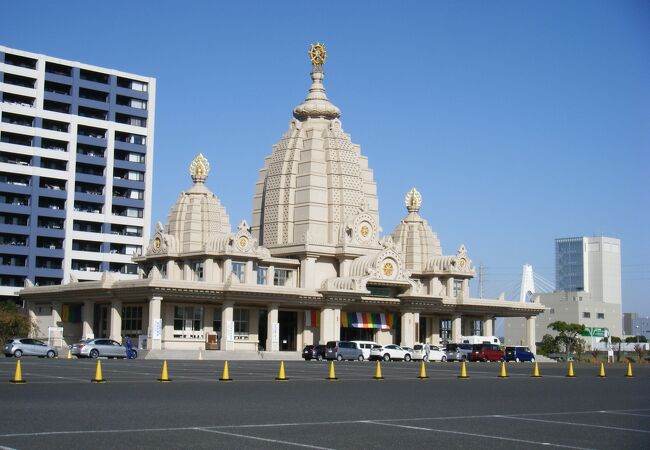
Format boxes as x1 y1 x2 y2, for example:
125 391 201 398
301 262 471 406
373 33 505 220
125 336 133 359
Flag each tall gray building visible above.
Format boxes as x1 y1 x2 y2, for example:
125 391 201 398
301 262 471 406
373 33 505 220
0 45 156 303
506 236 622 344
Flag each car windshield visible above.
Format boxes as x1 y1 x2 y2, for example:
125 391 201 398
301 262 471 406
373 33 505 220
414 345 423 350
447 344 458 351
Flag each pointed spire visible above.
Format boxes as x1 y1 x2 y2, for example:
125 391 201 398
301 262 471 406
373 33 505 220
293 43 341 121
404 187 422 213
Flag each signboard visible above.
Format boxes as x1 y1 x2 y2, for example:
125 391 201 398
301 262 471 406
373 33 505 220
580 327 608 338
226 321 234 342
153 319 162 339
272 323 280 343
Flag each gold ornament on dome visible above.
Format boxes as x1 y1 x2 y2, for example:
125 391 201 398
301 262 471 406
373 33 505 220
239 237 248 248
404 187 422 212
383 261 394 277
309 42 327 66
154 237 161 249
459 259 466 268
360 224 370 238
189 153 210 183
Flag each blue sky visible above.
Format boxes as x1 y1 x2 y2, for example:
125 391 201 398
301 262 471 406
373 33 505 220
3 1 649 315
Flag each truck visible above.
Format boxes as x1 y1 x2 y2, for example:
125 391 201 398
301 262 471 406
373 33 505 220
459 335 502 346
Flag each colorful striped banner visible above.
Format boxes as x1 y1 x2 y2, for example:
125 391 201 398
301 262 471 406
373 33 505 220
304 310 320 327
340 312 393 329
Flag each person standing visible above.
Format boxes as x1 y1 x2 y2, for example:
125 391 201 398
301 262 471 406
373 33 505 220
125 336 133 359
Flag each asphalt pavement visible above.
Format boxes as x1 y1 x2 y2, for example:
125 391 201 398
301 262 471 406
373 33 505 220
1 357 648 449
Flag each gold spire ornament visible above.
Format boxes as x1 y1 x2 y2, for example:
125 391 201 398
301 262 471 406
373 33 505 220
189 153 210 184
405 188 422 213
309 42 327 66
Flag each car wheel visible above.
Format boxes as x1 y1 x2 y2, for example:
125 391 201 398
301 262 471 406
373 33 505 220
515 357 520 363
336 354 343 361
14 350 23 358
530 357 535 363
383 354 390 361
404 354 411 362
46 350 55 358
441 355 447 362
317 354 323 361
357 354 364 362
90 349 99 359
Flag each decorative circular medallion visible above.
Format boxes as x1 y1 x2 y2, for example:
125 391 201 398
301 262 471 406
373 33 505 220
239 237 248 249
383 261 394 277
459 259 466 268
360 224 369 238
154 237 161 249
309 42 327 65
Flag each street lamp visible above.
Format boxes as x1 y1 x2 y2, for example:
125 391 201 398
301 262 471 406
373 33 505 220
636 325 640 344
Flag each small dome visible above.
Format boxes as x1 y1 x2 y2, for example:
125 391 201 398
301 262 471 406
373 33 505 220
166 154 231 252
293 43 340 120
390 188 442 272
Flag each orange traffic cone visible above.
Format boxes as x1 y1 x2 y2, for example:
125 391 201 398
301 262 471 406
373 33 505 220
374 361 384 380
531 362 541 378
458 361 469 379
275 361 288 381
566 362 575 378
498 361 509 378
219 361 233 382
91 359 106 383
418 361 429 379
625 362 634 378
326 361 338 381
10 360 26 384
158 360 172 382
598 362 606 378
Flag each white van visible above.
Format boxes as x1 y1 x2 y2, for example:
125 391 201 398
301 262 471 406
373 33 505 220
459 335 502 346
351 341 378 360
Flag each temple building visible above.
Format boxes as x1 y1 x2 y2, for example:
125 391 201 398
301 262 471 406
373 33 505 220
19 44 543 355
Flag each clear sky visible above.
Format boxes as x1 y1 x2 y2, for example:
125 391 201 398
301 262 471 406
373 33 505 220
3 1 649 315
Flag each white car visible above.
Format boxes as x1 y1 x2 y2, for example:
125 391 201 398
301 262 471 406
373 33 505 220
413 344 447 362
370 344 412 361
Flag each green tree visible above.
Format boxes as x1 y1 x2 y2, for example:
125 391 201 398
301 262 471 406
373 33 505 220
633 344 646 363
548 321 586 360
538 333 559 356
0 301 37 344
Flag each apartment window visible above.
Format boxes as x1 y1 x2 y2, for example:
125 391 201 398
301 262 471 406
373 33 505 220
110 224 142 237
76 163 104 177
43 100 70 113
0 213 28 226
41 138 68 152
74 201 102 214
193 262 204 281
2 112 34 127
3 73 36 89
597 313 605 319
1 131 33 147
0 254 27 267
471 320 483 336
42 119 69 132
35 257 62 269
109 263 138 275
44 81 71 96
45 62 72 76
213 309 222 336
72 240 101 252
78 125 106 139
2 92 35 107
234 309 249 339
73 220 102 233
116 95 147 110
115 131 146 145
71 260 101 272
80 69 109 84
4 53 37 69
77 143 105 157
440 319 452 344
117 77 148 92
232 262 245 282
121 306 143 335
0 233 28 246
115 113 146 127
37 216 64 230
38 197 65 210
36 237 63 249
256 266 267 285
1 193 30 206
115 150 145 163
78 106 107 120
583 312 591 318
75 182 103 196
274 269 290 286
79 87 108 103
34 277 61 286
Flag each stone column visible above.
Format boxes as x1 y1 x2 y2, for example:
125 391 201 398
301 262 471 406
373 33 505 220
339 259 350 277
483 316 493 336
223 259 232 282
446 278 454 298
266 303 279 352
183 261 192 280
266 265 275 285
400 311 416 348
204 258 214 282
461 279 469 300
452 313 462 343
82 300 94 339
109 299 122 341
526 316 537 354
147 296 162 350
300 257 316 289
166 260 177 279
319 307 341 343
27 302 37 338
221 301 234 351
245 260 254 285
431 317 441 346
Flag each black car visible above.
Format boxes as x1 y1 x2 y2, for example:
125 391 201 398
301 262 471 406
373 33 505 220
302 344 326 361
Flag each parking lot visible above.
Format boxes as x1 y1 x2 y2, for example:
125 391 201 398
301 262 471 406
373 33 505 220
1 358 648 449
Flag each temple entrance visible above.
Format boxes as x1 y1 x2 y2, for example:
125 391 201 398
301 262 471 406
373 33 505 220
258 309 268 351
279 311 297 351
340 327 375 341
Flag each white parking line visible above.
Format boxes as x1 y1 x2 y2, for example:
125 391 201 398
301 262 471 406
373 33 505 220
362 421 593 449
195 427 334 449
495 415 650 433
602 411 650 417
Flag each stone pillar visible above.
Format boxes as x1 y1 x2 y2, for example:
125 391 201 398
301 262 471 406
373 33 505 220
266 303 279 352
339 259 350 277
27 302 37 338
51 301 62 327
483 316 493 336
221 301 234 351
446 278 454 298
266 265 275 285
109 299 122 341
300 256 316 289
82 300 94 339
245 260 254 285
526 316 537 354
461 279 469 299
431 317 441 346
183 261 192 280
223 259 232 282
204 258 214 282
319 307 340 344
400 311 416 348
147 296 162 350
166 260 176 279
452 313 462 343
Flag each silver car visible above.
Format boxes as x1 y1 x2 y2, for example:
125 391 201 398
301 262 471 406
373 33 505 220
4 338 58 358
444 343 472 362
70 338 136 359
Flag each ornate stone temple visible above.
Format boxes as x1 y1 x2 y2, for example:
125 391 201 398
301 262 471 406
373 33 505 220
20 44 543 354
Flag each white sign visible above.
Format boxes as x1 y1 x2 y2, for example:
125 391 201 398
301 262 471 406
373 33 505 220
226 321 235 342
153 319 162 339
272 322 280 343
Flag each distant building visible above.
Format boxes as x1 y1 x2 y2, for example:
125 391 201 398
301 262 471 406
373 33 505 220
630 316 650 341
506 236 622 345
623 312 638 336
0 45 156 303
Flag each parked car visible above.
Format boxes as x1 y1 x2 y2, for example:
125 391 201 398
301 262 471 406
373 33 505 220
352 341 379 360
468 343 504 362
302 344 327 361
369 344 412 361
444 343 472 361
70 338 137 359
4 338 58 358
325 341 364 361
504 346 536 362
413 344 447 362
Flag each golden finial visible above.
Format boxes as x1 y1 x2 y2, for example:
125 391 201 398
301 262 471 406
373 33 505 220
189 153 210 184
309 42 327 66
404 187 422 213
